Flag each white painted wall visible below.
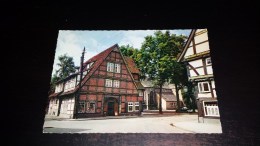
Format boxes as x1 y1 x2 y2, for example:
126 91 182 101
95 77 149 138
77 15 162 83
198 93 212 98
55 83 63 93
189 59 203 68
207 66 213 74
194 31 208 44
195 42 210 53
64 77 76 92
162 99 167 110
185 46 194 57
48 99 59 116
60 97 75 118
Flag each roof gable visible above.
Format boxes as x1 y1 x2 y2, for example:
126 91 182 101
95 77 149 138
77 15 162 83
124 56 140 74
177 29 196 62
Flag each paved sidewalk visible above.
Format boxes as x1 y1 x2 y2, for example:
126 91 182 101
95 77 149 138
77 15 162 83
43 114 222 133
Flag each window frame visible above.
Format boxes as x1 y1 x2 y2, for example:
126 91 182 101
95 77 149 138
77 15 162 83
107 62 114 72
114 63 121 73
128 102 133 112
113 80 120 88
134 102 139 111
78 101 86 113
105 79 113 87
86 101 96 113
198 82 210 93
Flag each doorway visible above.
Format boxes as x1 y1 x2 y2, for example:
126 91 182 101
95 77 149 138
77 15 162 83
107 101 115 116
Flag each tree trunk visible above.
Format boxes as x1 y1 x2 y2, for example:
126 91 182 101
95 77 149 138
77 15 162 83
175 84 180 112
159 84 163 114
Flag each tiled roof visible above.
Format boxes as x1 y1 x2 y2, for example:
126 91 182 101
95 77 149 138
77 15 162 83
60 44 117 96
124 56 140 74
156 93 177 102
135 81 145 90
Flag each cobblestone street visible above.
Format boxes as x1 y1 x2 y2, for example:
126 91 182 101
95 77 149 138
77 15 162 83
43 114 222 133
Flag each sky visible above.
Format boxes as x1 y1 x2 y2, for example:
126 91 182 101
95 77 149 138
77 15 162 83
51 29 191 76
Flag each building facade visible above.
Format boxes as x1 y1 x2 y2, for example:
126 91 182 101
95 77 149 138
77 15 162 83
141 81 178 110
48 44 144 118
177 29 220 118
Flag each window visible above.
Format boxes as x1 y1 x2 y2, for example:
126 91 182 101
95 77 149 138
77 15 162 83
113 80 120 88
115 63 121 73
105 79 113 87
198 82 210 93
134 102 139 111
78 101 85 113
206 57 212 65
107 62 114 72
86 102 95 113
128 102 133 112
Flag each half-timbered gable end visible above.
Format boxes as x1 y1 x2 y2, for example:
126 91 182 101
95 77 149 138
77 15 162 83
178 29 220 118
48 44 144 118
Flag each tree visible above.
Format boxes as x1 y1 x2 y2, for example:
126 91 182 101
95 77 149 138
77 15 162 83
49 73 60 93
138 31 187 114
169 62 189 112
55 54 76 79
120 45 138 58
182 81 197 112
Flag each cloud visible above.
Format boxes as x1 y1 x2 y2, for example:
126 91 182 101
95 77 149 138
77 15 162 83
51 30 192 76
119 30 191 49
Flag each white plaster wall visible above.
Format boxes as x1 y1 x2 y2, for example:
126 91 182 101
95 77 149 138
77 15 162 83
162 99 167 110
198 93 212 98
64 78 76 92
207 66 213 74
211 81 215 88
189 59 203 68
197 29 207 32
184 47 194 57
48 99 59 116
189 70 197 77
60 97 75 118
194 31 208 44
196 42 210 53
196 68 205 76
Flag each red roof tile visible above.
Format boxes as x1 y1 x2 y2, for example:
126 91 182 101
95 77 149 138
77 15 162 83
124 56 140 74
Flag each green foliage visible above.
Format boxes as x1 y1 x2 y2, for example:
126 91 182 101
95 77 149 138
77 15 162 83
55 54 76 79
50 73 60 92
182 82 197 112
139 30 187 84
49 54 76 93
137 30 187 112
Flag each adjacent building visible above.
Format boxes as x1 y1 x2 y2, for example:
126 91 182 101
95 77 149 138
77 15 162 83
47 44 144 118
141 80 181 110
177 29 220 118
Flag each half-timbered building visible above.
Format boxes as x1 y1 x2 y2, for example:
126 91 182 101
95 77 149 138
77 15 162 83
48 44 144 118
177 29 220 119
